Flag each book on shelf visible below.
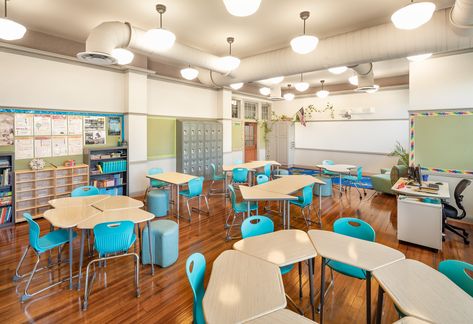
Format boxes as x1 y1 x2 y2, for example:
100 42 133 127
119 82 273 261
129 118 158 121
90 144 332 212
0 160 10 168
0 168 11 186
0 206 12 224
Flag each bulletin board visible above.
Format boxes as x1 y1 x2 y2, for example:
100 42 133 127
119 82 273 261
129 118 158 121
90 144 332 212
0 108 125 169
147 116 176 160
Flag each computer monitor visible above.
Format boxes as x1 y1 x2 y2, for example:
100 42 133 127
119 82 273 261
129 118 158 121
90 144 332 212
416 164 422 187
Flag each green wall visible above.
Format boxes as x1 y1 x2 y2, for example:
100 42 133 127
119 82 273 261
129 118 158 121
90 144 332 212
147 117 176 160
232 121 243 150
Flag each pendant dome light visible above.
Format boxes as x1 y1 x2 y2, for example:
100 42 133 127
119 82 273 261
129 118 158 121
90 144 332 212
180 65 199 80
348 75 358 86
316 80 329 98
290 11 319 54
219 37 240 72
111 48 134 65
283 85 295 101
145 4 176 51
259 87 271 96
391 1 436 30
230 82 244 90
223 0 262 17
328 66 348 75
294 74 309 92
0 0 26 41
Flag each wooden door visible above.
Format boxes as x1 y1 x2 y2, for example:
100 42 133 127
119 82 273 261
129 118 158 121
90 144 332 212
244 122 258 162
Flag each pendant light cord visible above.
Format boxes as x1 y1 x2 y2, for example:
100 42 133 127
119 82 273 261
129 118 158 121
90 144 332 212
4 0 7 18
159 12 162 28
303 18 306 34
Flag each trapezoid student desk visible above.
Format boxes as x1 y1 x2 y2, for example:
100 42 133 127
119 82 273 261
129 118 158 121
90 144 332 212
315 164 356 199
222 160 281 188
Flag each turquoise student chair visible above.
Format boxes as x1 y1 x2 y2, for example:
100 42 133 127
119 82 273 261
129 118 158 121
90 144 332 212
13 213 77 302
241 216 303 312
256 164 272 180
290 184 318 227
71 185 99 197
439 260 473 297
179 177 210 221
144 168 170 202
208 163 225 197
231 167 249 188
256 174 269 185
322 160 337 176
225 185 258 241
186 253 206 324
273 168 289 178
343 166 367 200
83 221 140 311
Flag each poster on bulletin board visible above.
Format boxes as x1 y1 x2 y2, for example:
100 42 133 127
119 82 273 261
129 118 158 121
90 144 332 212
0 114 14 146
34 115 52 136
84 116 106 145
15 114 33 136
34 136 52 158
68 115 83 135
51 115 67 135
52 136 68 156
15 137 34 159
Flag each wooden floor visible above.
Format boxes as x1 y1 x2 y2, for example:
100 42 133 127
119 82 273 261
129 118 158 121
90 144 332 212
1 183 472 324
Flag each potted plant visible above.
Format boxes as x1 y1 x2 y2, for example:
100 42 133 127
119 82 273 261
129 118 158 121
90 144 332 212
388 142 409 167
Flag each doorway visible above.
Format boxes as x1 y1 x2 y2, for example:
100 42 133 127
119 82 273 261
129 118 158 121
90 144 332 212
244 122 258 162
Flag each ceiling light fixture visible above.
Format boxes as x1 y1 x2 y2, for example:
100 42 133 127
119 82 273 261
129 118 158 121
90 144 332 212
283 85 295 101
316 80 329 98
230 82 244 90
219 37 240 73
145 4 176 51
180 65 199 80
348 75 359 86
111 48 134 65
365 85 380 94
406 53 432 62
294 74 309 92
328 66 348 75
290 11 319 54
259 87 271 96
0 0 26 40
223 0 262 17
391 1 436 30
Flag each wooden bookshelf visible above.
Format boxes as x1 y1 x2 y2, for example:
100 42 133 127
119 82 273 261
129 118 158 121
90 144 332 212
0 153 14 228
14 164 89 223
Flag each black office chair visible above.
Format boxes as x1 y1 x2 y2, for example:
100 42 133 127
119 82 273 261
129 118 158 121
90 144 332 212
442 179 471 244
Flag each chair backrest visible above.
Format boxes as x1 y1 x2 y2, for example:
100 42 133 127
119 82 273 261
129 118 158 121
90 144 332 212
186 253 206 324
263 164 271 177
71 186 99 197
438 260 473 298
333 217 376 242
232 168 248 183
23 213 42 252
93 221 135 255
188 177 204 197
210 163 217 178
322 160 335 166
273 168 289 176
241 216 274 238
299 184 314 206
256 174 269 185
354 166 363 180
454 179 471 217
228 185 238 210
148 167 164 186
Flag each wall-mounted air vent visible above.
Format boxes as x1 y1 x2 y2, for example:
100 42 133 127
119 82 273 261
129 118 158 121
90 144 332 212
76 51 116 65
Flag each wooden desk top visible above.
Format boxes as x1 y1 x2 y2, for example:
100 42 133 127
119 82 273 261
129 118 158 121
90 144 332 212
48 195 110 208
77 208 154 229
223 160 281 172
246 309 317 323
315 164 356 174
308 230 405 271
146 171 197 185
254 175 325 195
91 196 144 211
373 259 473 324
43 206 101 228
391 178 450 199
233 230 317 267
239 186 297 202
203 250 286 324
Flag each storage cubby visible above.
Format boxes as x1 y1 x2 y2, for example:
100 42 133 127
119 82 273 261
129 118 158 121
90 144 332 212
0 153 14 228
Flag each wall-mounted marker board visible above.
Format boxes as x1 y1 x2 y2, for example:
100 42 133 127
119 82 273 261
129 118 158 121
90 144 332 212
295 119 409 154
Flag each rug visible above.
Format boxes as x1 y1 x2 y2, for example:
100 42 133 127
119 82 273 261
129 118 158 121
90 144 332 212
288 167 374 190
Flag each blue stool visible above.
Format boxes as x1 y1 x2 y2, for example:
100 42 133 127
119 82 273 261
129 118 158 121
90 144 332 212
147 189 169 217
315 176 333 197
142 220 178 267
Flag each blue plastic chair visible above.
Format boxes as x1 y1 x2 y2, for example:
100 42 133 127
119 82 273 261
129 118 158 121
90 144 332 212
208 163 225 196
186 253 206 324
343 166 366 200
256 174 269 185
179 177 210 221
225 185 258 240
71 185 99 197
145 168 170 201
83 221 139 310
439 260 473 297
290 184 317 227
231 167 249 187
257 164 272 179
273 168 289 178
322 160 338 177
13 213 77 302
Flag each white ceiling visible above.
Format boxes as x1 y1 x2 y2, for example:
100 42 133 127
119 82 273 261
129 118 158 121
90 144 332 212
8 0 455 57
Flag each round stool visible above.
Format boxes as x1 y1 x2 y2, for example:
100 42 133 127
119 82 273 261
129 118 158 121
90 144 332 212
147 189 169 217
315 176 333 197
142 220 178 267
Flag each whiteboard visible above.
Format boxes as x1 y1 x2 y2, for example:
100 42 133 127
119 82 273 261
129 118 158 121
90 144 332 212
295 120 409 154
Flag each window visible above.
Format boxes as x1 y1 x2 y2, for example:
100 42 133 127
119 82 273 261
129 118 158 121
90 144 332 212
261 103 271 120
244 101 258 120
231 99 241 119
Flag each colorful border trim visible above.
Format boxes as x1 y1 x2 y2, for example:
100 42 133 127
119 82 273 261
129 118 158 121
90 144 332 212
410 111 473 175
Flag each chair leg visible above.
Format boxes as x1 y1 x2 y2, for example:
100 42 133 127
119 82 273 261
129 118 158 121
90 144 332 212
225 211 242 241
317 268 335 313
134 253 141 297
186 199 192 221
83 259 98 311
448 223 469 236
445 223 470 244
13 246 30 281
203 195 210 213
21 252 41 302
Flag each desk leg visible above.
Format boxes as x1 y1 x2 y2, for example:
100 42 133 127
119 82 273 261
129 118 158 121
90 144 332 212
319 186 322 225
308 258 315 320
366 271 372 324
320 257 326 324
147 220 154 275
247 201 250 218
77 229 85 291
375 285 384 324
282 201 286 229
176 184 180 224
287 201 291 229
339 173 342 199
68 228 73 290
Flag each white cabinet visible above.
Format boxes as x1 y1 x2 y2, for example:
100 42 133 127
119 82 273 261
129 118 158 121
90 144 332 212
266 121 295 166
397 196 443 250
